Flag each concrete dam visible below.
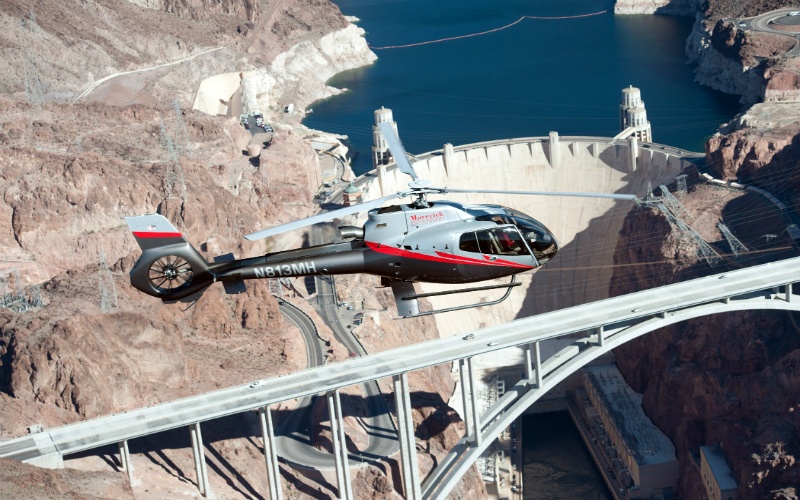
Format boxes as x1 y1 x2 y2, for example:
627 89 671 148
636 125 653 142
355 133 695 337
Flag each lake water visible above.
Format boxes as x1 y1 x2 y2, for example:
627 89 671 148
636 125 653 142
303 0 742 175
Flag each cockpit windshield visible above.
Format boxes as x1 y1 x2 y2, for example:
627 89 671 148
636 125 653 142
475 207 558 263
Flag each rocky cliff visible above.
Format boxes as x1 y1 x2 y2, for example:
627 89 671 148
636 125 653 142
614 0 702 16
685 1 800 104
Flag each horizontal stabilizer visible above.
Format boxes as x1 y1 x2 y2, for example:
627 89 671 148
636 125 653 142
214 253 236 263
222 275 247 295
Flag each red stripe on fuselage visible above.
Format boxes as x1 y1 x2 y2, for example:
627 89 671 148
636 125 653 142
365 241 533 270
435 251 534 269
132 231 183 239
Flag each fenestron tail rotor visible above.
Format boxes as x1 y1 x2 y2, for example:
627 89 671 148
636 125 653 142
148 255 194 293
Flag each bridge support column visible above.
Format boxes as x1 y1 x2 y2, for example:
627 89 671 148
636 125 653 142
467 357 482 446
393 373 422 499
787 283 794 303
524 344 533 380
118 440 134 487
190 423 212 498
258 406 282 500
534 341 542 388
597 325 605 347
458 359 471 439
327 390 353 500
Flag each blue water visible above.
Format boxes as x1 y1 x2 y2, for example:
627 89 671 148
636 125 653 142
302 0 742 175
522 412 611 499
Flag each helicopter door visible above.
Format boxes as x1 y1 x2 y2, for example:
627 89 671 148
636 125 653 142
456 227 536 280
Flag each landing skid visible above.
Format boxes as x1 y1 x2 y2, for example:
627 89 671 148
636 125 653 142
389 276 520 318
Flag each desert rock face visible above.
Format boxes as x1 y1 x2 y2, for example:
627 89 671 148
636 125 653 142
686 2 800 105
705 102 800 208
614 0 703 16
0 457 133 499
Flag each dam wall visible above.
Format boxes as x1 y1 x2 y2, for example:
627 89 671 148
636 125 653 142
354 136 696 337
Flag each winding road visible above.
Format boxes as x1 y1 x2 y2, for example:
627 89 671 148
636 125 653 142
735 8 800 57
273 237 399 469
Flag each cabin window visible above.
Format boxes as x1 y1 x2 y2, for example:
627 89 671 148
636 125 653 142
476 228 529 256
459 233 480 253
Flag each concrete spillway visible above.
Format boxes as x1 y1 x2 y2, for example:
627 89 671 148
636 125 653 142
355 136 693 336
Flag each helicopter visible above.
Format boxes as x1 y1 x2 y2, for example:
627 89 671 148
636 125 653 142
125 121 636 317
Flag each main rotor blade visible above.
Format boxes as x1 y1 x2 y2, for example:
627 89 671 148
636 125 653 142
244 193 404 241
444 188 637 201
378 121 418 181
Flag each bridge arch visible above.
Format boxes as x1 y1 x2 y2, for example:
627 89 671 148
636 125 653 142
424 291 800 498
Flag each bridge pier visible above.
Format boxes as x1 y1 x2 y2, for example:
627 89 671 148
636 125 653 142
117 440 134 487
787 283 794 302
458 359 472 439
393 373 422 499
459 357 482 445
327 389 354 500
524 344 533 379
534 341 543 388
258 406 282 500
597 325 605 347
457 357 482 444
190 422 212 498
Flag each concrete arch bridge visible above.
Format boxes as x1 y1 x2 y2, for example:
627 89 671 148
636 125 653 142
1 257 799 499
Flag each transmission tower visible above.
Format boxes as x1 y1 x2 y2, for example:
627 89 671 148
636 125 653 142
639 185 722 266
172 99 193 158
717 222 748 256
675 174 688 196
0 267 43 311
98 248 118 313
654 202 722 266
159 116 187 201
658 184 693 222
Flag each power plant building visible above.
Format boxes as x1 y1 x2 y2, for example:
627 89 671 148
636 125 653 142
700 445 737 500
582 364 679 498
